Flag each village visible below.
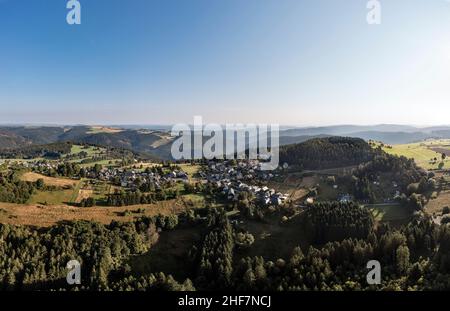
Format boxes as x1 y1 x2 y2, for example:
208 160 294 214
4 156 291 209
201 159 290 207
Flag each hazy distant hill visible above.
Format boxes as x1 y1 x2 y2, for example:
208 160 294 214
0 126 65 145
430 129 450 137
1 124 450 160
0 130 31 148
279 125 450 145
279 134 331 146
0 126 175 159
74 130 173 155
344 131 434 144
279 124 421 137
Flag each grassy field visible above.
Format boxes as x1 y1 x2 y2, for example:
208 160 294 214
28 189 76 205
121 162 160 171
366 203 410 223
66 145 112 165
181 193 207 207
69 144 103 156
178 163 201 180
380 139 450 169
20 172 81 205
78 159 122 168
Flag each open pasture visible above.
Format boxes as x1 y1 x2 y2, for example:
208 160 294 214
381 139 450 169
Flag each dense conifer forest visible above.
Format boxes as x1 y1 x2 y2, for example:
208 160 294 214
1 205 449 291
279 137 375 170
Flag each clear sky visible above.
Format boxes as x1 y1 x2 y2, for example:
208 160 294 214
1 0 450 126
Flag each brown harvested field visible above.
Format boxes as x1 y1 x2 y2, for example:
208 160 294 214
425 190 450 215
21 172 78 188
87 126 124 134
0 198 194 227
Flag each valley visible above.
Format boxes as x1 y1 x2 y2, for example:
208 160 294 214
1 133 450 292
4 124 450 161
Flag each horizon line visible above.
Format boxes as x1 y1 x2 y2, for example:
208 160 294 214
1 123 450 129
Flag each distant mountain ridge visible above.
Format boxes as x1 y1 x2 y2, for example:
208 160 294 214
279 124 450 144
1 124 450 159
0 126 174 159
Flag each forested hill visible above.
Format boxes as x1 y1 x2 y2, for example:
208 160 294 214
2 125 447 162
0 142 73 159
0 126 173 160
279 137 376 170
0 126 65 146
73 130 171 159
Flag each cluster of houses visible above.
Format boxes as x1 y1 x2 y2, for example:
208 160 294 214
20 159 190 190
200 160 276 182
197 160 288 206
22 161 58 170
215 180 289 206
88 167 188 188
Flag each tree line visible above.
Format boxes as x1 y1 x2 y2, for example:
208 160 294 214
0 142 72 159
0 172 40 204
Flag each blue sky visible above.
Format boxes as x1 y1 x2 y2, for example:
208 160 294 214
0 0 450 125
